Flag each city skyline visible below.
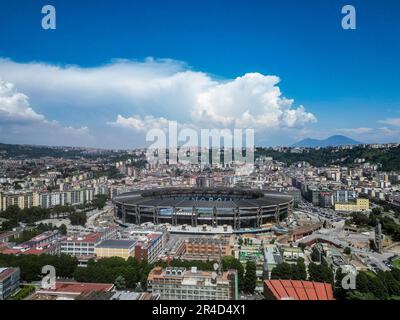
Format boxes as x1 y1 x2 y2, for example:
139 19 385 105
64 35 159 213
0 0 399 149
2 0 400 306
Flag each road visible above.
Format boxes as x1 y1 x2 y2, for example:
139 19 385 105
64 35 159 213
295 200 397 272
85 203 114 228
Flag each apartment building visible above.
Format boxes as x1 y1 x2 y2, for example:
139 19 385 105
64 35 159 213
0 188 99 211
39 188 95 209
147 267 238 300
0 191 39 211
134 233 164 263
0 267 20 300
182 237 233 261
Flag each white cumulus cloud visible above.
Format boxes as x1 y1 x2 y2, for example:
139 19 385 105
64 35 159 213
111 115 170 132
0 79 44 122
0 78 91 146
0 58 317 147
192 73 316 129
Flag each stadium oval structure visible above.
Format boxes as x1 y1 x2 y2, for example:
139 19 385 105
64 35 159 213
113 188 294 230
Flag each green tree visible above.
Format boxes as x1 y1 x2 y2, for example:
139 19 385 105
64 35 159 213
347 291 376 300
371 207 383 216
298 243 307 251
1 219 19 231
222 256 244 291
308 263 334 284
391 268 400 282
69 212 87 226
377 271 400 297
293 258 307 280
243 261 257 294
270 263 293 280
92 194 108 210
114 275 127 290
368 276 389 300
59 224 67 235
355 272 370 293
334 268 346 300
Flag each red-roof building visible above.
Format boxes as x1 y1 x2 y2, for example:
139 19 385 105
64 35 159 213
49 282 114 294
35 282 114 300
264 280 335 300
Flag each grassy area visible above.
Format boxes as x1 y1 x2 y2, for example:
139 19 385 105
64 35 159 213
10 285 36 300
394 258 400 270
365 270 377 278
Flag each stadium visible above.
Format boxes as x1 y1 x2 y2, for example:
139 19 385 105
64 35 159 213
113 188 294 230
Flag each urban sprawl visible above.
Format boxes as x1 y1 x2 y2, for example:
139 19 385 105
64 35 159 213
1 142 400 301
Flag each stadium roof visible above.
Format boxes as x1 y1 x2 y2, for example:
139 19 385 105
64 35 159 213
114 187 293 209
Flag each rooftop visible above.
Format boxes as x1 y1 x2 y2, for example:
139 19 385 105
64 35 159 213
63 232 103 243
0 267 19 282
41 282 114 294
114 187 293 209
96 239 136 249
265 280 335 300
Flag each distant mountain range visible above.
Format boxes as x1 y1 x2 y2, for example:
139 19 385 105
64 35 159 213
292 135 362 148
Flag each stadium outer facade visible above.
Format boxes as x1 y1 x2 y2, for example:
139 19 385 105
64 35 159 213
113 188 294 231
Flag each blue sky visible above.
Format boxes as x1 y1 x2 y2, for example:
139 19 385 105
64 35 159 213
0 0 399 148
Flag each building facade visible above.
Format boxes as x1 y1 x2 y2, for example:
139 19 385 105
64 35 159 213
334 198 369 212
182 237 233 261
0 267 20 300
60 228 117 256
95 240 136 260
147 267 238 300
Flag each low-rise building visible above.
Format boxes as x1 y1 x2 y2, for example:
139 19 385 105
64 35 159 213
334 198 369 212
24 230 60 248
312 243 356 274
134 233 164 263
181 237 233 261
279 245 305 263
263 244 283 278
61 228 117 256
239 244 265 283
33 282 114 300
95 240 136 260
